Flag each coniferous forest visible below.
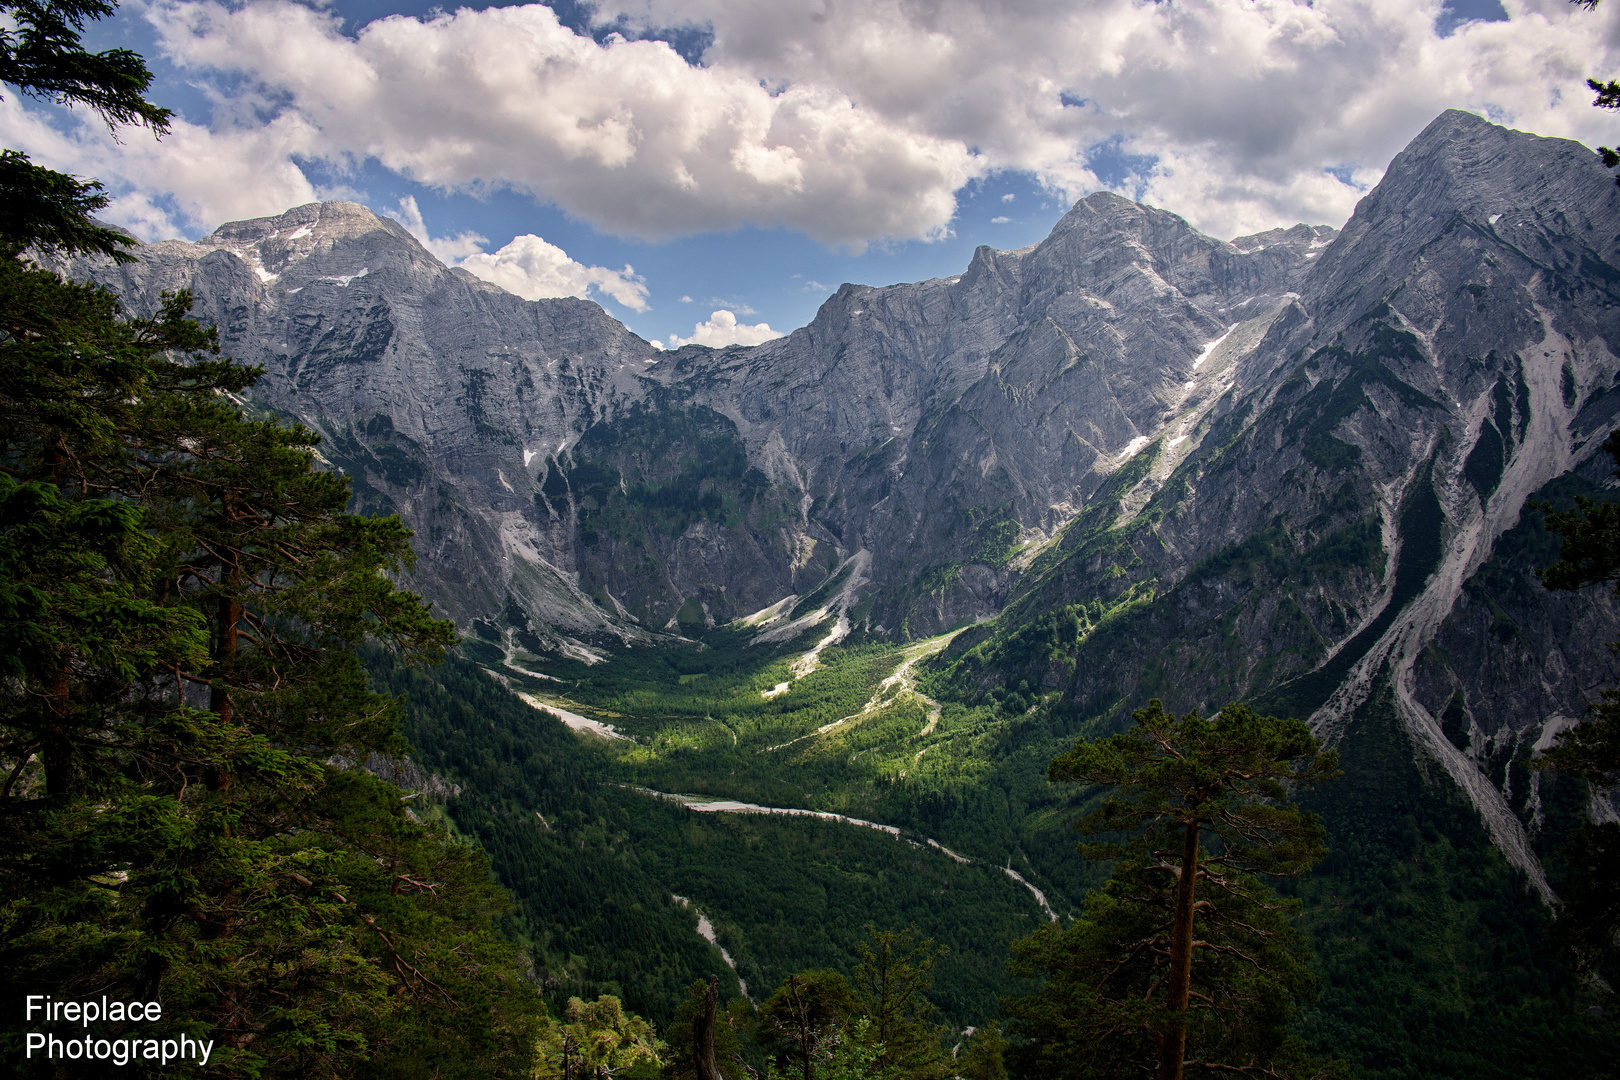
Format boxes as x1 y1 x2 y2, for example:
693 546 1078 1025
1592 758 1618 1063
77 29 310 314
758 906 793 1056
5 3 1620 1080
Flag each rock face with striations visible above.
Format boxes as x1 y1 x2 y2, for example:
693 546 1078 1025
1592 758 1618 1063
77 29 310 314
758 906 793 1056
75 201 670 646
71 111 1620 881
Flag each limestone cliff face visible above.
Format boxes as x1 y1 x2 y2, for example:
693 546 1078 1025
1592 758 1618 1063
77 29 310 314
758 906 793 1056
69 182 1331 641
69 112 1620 878
658 189 1331 634
70 201 664 643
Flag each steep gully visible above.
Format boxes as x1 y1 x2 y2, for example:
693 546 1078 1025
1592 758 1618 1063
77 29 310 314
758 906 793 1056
1309 294 1596 900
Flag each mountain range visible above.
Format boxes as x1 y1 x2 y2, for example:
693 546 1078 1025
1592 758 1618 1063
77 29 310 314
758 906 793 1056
66 110 1620 905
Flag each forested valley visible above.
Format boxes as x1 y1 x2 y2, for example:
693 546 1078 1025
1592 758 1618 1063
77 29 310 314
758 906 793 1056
7 2 1620 1078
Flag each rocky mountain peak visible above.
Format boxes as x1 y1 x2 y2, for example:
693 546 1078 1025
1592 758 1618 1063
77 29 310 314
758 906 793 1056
1307 109 1620 331
1377 108 1611 221
1227 222 1337 256
205 199 400 244
186 200 429 287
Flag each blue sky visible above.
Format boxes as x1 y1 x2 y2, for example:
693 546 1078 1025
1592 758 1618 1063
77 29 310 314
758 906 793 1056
11 0 1608 348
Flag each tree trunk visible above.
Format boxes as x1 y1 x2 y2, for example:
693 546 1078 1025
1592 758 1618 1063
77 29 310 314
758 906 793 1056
209 593 239 725
789 975 815 1080
696 973 724 1080
1158 818 1201 1080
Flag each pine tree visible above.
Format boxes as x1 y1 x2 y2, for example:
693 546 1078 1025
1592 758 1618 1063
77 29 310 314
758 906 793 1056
0 258 539 1075
1005 700 1342 1080
851 926 947 1080
1 4 546 1075
1 254 252 800
1 0 172 258
758 970 857 1080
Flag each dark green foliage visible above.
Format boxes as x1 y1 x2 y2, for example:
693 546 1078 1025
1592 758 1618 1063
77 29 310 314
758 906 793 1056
753 925 954 1080
405 628 1072 1028
1439 691 1471 752
1298 514 1383 578
1287 325 1439 472
619 795 1042 1025
1532 429 1620 992
665 980 758 1080
556 399 797 623
973 507 1023 570
0 0 170 127
1545 821 1620 991
370 651 739 1023
1533 455 1620 786
1538 430 1620 593
958 1021 1008 1080
1463 418 1505 498
0 150 134 261
1464 469 1606 628
0 473 208 796
0 263 247 482
0 242 541 1077
935 479 1385 721
759 969 858 1080
852 926 949 1080
568 401 774 541
1006 865 1338 1080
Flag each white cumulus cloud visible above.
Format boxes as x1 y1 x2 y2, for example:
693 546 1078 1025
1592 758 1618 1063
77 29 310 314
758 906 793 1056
460 236 650 310
592 0 1620 236
387 196 650 310
144 0 978 247
0 95 321 241
667 309 783 347
8 0 1620 246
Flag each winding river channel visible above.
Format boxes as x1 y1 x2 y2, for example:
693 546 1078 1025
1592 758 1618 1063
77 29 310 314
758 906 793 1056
629 787 1059 921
